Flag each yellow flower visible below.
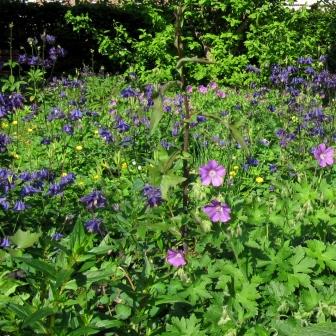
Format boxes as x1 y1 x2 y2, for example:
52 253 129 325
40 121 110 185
27 128 33 133
75 145 83 151
94 129 99 134
93 174 100 180
12 153 19 159
233 165 239 171
12 120 18 125
229 171 237 177
2 122 8 128
256 176 264 184
291 116 298 123
121 162 128 169
61 172 68 177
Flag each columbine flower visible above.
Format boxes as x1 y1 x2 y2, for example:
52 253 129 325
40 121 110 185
13 200 26 212
51 233 64 241
199 160 226 187
143 184 163 207
166 249 186 267
85 218 102 233
0 237 10 248
0 197 9 210
203 200 231 223
313 143 334 167
80 190 107 210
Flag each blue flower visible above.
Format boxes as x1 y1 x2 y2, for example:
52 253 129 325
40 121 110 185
116 119 130 133
0 197 9 210
69 109 82 121
85 218 102 233
80 190 107 210
143 185 163 207
0 237 10 248
51 233 64 241
13 200 26 212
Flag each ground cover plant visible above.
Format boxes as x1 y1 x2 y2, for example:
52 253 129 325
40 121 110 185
1 2 336 336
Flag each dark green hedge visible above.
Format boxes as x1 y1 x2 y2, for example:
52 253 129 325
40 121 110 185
0 1 156 73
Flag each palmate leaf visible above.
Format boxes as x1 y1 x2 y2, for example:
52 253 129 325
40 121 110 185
160 174 186 199
275 320 336 336
10 229 41 249
163 314 207 336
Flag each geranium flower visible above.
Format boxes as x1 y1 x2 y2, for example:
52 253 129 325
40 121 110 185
203 200 231 223
199 160 226 187
313 143 334 167
166 249 186 267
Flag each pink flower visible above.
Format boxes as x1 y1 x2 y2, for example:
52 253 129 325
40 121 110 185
198 85 208 94
313 143 334 167
199 160 226 187
208 81 218 90
186 85 193 93
166 249 186 267
216 90 226 99
203 200 231 223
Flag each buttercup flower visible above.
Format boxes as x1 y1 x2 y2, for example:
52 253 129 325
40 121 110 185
199 160 226 187
313 143 334 167
203 200 231 223
166 249 186 267
256 177 264 183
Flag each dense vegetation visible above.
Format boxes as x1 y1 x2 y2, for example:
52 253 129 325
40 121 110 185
0 1 336 335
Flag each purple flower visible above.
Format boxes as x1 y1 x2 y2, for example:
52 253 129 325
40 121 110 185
0 237 10 248
60 173 76 187
116 119 130 133
80 190 107 210
47 183 63 196
269 164 277 173
99 128 114 143
143 185 163 207
199 160 226 187
13 200 26 212
313 144 334 167
203 200 231 223
63 124 74 135
85 218 102 233
166 249 186 267
0 197 9 210
198 85 208 94
197 115 207 123
21 184 40 197
18 54 27 64
69 109 82 121
51 233 64 241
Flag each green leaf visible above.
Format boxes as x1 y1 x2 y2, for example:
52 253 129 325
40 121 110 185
22 307 55 328
115 304 131 320
15 257 57 280
160 174 186 199
68 327 99 336
150 97 163 134
10 229 41 249
228 123 248 151
94 319 123 328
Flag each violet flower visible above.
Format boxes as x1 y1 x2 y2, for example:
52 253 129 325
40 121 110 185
313 143 334 167
199 160 226 187
166 249 186 267
203 200 231 223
